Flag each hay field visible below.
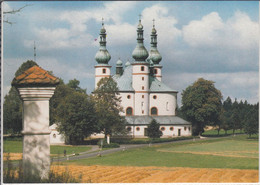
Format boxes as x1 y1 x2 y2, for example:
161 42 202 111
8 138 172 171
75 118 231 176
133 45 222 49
51 165 259 183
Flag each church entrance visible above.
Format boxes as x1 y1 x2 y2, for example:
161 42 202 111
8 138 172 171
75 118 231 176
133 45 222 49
178 129 181 136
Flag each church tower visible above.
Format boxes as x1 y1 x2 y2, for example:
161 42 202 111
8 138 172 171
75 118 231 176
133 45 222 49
132 16 150 116
95 19 111 89
149 19 162 81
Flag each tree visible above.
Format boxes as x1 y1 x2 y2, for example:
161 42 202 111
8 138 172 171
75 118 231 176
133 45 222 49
181 78 223 135
92 77 126 137
55 91 98 144
4 4 31 25
3 60 38 134
147 119 162 139
243 106 258 138
67 78 86 94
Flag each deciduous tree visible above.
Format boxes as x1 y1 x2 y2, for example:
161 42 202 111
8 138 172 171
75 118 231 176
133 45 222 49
181 78 223 135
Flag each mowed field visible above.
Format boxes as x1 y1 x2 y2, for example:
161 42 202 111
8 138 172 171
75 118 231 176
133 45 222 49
59 135 258 183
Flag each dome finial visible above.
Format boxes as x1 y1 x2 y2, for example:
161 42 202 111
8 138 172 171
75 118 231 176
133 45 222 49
152 18 155 28
139 14 142 22
102 17 104 26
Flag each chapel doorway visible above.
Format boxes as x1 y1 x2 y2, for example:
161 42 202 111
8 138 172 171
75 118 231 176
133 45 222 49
178 129 181 136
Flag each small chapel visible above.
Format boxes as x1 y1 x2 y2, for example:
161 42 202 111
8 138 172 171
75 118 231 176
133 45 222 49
94 18 192 138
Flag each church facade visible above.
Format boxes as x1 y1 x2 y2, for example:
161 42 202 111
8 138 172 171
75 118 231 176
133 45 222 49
94 18 192 138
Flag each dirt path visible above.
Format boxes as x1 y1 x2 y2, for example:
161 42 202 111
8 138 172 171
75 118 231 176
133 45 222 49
51 165 259 183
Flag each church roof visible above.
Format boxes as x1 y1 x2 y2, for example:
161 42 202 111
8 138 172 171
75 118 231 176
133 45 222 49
113 65 177 93
125 116 191 125
12 65 59 87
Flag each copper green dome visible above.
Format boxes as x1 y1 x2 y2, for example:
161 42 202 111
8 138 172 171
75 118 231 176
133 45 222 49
132 18 149 62
149 20 162 64
95 20 111 64
125 60 131 67
116 58 123 66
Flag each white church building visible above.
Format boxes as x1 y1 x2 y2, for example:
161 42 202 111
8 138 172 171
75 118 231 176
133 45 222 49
94 18 192 138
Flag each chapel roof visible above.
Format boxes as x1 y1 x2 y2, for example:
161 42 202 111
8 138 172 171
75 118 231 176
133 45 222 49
125 116 191 125
113 64 177 93
12 65 60 87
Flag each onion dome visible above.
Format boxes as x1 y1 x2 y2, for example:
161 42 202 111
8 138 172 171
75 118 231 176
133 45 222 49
116 58 123 66
149 19 162 64
125 60 131 67
95 19 111 64
132 16 149 62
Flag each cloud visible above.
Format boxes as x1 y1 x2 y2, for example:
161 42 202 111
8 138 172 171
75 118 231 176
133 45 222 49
183 11 259 50
164 71 259 105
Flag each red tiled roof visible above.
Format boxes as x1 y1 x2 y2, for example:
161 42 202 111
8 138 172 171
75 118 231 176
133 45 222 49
12 65 60 87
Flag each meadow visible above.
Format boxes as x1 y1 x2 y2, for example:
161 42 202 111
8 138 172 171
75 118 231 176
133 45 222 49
64 135 258 169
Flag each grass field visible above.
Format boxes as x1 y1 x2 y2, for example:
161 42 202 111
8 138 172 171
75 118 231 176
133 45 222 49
64 135 258 170
3 140 91 156
202 129 245 136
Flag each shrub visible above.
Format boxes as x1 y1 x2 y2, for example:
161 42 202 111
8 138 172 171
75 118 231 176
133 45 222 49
98 139 120 148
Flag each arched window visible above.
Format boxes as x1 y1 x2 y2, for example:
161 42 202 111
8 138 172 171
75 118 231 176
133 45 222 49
102 68 106 74
141 66 144 71
126 107 133 116
127 95 131 99
154 69 158 74
151 107 158 115
53 134 56 138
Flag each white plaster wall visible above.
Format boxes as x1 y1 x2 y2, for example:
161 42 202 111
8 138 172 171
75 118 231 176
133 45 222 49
134 93 149 115
23 101 50 132
95 66 111 88
23 134 50 179
50 130 65 144
132 126 147 137
154 67 162 81
149 93 177 116
160 125 192 137
119 92 135 116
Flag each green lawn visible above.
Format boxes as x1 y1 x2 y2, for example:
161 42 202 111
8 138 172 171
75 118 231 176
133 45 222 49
3 140 91 155
64 135 258 169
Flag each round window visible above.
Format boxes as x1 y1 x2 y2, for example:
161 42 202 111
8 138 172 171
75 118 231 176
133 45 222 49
136 127 140 131
127 127 132 131
127 95 131 99
170 127 174 131
161 127 165 131
153 95 157 99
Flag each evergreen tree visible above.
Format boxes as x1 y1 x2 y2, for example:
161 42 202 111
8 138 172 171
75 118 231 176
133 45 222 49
243 106 258 138
147 119 162 139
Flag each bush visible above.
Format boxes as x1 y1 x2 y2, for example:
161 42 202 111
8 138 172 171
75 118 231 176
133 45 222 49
98 139 120 148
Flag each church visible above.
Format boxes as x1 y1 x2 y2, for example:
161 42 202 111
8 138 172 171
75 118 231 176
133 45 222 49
94 18 192 138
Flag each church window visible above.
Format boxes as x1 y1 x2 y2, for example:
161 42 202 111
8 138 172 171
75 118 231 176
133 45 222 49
170 127 174 131
127 95 131 99
142 95 144 98
142 77 144 81
136 127 140 131
142 110 144 114
142 86 144 90
151 107 158 115
166 102 169 111
126 107 133 116
188 127 191 131
161 127 165 131
184 127 187 131
102 68 106 74
154 69 158 74
127 127 132 131
53 134 56 138
153 95 157 99
141 66 144 71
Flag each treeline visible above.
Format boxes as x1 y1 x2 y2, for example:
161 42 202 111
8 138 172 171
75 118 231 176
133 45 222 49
4 60 126 144
220 97 258 137
179 78 258 137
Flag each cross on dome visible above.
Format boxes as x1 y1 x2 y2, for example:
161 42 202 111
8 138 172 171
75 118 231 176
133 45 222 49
152 19 155 27
102 17 104 26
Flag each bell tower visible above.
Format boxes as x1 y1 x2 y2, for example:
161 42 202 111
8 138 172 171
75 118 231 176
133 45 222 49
95 18 111 89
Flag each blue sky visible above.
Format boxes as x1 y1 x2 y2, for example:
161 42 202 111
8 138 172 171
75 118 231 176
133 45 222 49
3 1 259 105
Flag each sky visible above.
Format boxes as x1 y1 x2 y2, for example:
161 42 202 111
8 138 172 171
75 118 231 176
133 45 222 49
3 1 259 106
